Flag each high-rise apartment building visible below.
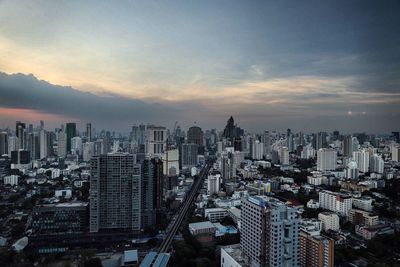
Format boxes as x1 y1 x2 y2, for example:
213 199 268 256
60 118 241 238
370 154 384 174
317 148 337 171
352 149 370 173
252 140 264 160
318 190 352 216
241 196 299 267
299 230 334 267
146 125 166 157
279 146 289 165
90 153 141 233
207 174 221 195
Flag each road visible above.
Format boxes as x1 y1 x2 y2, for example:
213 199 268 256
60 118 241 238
157 161 212 253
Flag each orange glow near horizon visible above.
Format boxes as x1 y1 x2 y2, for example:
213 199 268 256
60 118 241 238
0 107 78 125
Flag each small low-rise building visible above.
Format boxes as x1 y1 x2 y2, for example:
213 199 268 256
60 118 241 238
348 209 379 226
204 208 228 222
318 212 340 232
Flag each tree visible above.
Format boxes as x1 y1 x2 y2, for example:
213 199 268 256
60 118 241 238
84 257 102 267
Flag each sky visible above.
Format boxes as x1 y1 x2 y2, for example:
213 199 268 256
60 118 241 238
0 0 399 133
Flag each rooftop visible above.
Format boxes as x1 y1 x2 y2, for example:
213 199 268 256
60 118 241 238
189 221 216 231
221 244 251 267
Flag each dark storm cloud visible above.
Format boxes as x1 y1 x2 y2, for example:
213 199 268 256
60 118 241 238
0 72 178 127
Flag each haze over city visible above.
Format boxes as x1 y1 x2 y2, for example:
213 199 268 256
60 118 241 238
1 0 399 133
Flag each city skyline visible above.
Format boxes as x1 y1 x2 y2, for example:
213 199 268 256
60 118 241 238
1 1 400 132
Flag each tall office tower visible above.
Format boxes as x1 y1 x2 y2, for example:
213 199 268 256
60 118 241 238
207 174 221 195
187 126 204 146
252 140 264 160
39 120 44 130
352 149 370 173
317 148 337 171
141 158 163 228
299 132 305 146
181 143 198 168
262 131 271 159
241 196 300 267
0 132 8 155
279 146 289 165
16 121 26 149
221 151 236 182
86 123 92 142
7 136 18 157
57 132 67 158
287 129 294 152
313 132 327 150
90 153 141 233
65 122 77 152
146 125 166 157
28 132 40 160
83 142 94 162
370 154 384 174
131 125 139 145
47 131 56 157
300 230 334 267
71 136 83 156
39 129 48 159
319 190 352 216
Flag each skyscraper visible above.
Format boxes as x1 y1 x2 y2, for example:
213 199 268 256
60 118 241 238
39 129 48 159
343 136 358 157
16 121 26 149
370 154 384 174
317 148 337 171
90 153 141 233
141 158 163 228
146 125 166 157
0 132 8 156
352 149 370 173
187 126 204 146
181 143 198 168
66 122 77 152
241 196 300 267
263 131 271 159
57 132 67 158
279 146 289 165
86 123 92 142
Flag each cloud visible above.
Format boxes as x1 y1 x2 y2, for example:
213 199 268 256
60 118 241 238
0 72 178 130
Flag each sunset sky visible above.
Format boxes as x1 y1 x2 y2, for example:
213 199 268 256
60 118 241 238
0 0 399 133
